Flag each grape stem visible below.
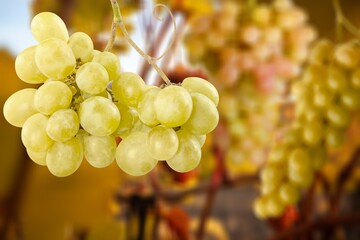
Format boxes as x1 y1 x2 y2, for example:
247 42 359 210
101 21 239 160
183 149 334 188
107 0 176 85
332 0 360 39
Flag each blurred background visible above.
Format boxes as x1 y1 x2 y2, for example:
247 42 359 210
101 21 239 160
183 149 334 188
1 0 360 239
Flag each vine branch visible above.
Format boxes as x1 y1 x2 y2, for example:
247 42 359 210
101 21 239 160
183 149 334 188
332 0 360 39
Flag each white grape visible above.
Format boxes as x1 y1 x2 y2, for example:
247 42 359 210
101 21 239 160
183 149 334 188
31 12 69 42
146 125 179 160
76 62 109 95
46 109 79 142
84 135 116 168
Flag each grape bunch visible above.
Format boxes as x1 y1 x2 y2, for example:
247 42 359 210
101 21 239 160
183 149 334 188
3 12 219 177
254 39 360 219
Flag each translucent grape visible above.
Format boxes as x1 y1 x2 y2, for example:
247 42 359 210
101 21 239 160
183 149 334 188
154 86 193 128
327 67 348 92
84 135 116 168
15 46 47 84
253 197 268 219
313 85 334 108
92 51 121 80
21 113 53 152
35 38 76 79
268 144 288 164
78 96 120 136
31 12 69 42
166 130 201 172
288 148 312 172
114 103 136 137
302 121 323 146
68 32 94 62
46 137 83 177
182 93 219 135
309 39 333 65
76 62 109 95
116 131 158 176
260 164 284 190
27 149 47 166
334 42 360 69
112 72 146 107
279 183 299 205
196 134 206 147
325 126 344 148
34 81 72 115
146 125 179 160
182 77 219 106
137 87 160 126
326 105 350 128
340 89 360 110
288 167 314 188
266 194 285 217
46 109 79 142
3 88 38 127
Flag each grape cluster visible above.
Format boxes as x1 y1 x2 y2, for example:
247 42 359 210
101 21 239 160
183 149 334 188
254 39 360 219
184 0 316 175
3 12 219 177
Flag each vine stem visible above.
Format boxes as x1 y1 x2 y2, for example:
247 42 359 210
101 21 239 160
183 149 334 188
108 0 173 85
332 0 360 39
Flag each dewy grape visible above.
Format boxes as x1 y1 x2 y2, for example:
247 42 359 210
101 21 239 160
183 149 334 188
2 11 220 177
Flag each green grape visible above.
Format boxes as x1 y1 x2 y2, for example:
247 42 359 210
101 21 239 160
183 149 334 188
325 126 344 148
46 137 83 177
21 113 53 152
313 85 334 108
15 46 47 84
279 182 299 204
302 121 323 146
327 67 348 92
76 62 109 95
351 68 360 88
166 130 201 172
68 32 94 62
260 164 284 189
310 145 327 170
27 148 47 166
283 127 303 146
288 148 312 172
137 87 160 126
84 135 116 168
146 125 179 160
302 64 327 86
288 167 314 188
35 38 76 80
112 72 146 107
116 131 158 176
114 103 136 137
268 144 288 164
31 12 69 42
309 39 333 65
92 51 121 80
260 181 278 195
340 89 360 110
154 85 193 128
34 81 72 115
78 96 120 136
304 105 324 122
182 93 219 135
334 42 360 69
266 194 285 217
182 77 219 106
46 109 79 142
326 105 350 128
196 134 206 147
253 197 268 219
3 88 38 127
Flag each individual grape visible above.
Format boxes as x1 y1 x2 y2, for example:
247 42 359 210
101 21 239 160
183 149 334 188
114 103 136 137
282 126 303 147
26 149 47 166
268 144 288 164
253 197 268 219
84 135 116 168
325 126 344 148
154 85 193 127
313 85 334 108
166 130 201 172
340 89 360 110
35 38 76 80
15 46 47 84
309 39 333 65
46 109 79 142
34 81 72 115
3 88 38 127
30 12 69 42
116 131 157 176
302 121 323 146
260 164 284 190
196 134 207 147
92 51 121 80
304 105 324 122
279 183 299 205
334 42 360 69
137 87 160 126
78 96 120 136
327 67 348 92
68 32 94 62
76 62 109 95
302 64 327 85
182 77 219 106
146 125 179 160
288 148 312 172
310 146 327 170
326 105 350 128
182 93 219 135
288 167 314 188
266 194 286 217
112 72 146 107
21 113 53 152
46 137 83 177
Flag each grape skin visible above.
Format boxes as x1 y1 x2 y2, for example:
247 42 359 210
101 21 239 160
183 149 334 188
31 12 69 42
